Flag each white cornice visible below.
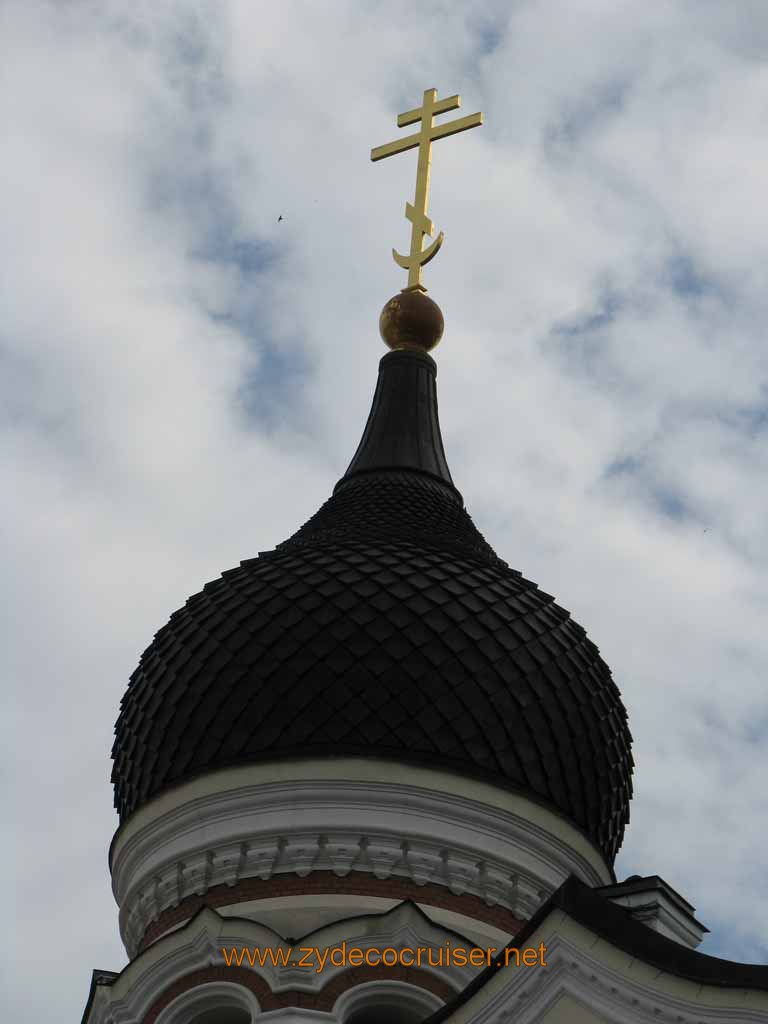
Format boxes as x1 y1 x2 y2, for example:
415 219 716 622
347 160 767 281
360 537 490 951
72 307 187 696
109 760 611 957
111 760 609 878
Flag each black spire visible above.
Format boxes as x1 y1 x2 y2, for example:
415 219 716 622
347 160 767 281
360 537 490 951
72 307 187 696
337 348 458 498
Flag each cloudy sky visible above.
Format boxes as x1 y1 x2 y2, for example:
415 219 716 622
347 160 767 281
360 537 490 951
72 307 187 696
5 0 768 1019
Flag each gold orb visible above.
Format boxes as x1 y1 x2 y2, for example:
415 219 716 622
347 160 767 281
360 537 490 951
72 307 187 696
379 289 444 353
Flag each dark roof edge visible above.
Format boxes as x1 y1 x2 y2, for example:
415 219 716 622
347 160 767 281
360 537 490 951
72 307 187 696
80 969 119 1024
596 874 709 932
422 876 768 1023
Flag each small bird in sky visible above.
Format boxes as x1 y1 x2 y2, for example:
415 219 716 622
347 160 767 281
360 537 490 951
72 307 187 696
277 215 283 222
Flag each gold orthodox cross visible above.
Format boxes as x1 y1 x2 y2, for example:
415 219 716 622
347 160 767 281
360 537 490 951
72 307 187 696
371 88 483 291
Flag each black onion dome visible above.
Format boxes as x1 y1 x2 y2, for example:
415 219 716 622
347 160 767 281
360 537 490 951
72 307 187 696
112 347 633 862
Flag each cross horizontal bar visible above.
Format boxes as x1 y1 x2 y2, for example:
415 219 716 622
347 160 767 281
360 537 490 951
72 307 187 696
429 110 483 144
397 94 460 127
370 111 483 162
371 130 422 162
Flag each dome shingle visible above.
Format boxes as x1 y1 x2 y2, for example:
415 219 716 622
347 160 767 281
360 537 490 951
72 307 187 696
112 347 633 862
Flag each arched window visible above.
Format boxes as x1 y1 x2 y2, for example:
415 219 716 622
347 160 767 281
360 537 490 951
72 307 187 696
156 982 258 1024
338 981 442 1024
189 1009 251 1024
346 1005 425 1024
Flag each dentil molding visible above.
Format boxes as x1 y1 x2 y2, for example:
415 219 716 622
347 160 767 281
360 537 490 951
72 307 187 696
110 761 612 957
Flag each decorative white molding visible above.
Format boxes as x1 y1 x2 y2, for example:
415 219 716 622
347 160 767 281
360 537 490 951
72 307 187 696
282 835 321 878
607 892 706 950
443 851 480 895
110 761 611 957
430 933 768 1024
324 835 360 878
404 841 443 886
244 839 282 881
365 836 404 880
83 901 470 1024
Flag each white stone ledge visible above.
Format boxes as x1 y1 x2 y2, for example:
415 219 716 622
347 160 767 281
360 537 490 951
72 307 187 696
111 759 612 958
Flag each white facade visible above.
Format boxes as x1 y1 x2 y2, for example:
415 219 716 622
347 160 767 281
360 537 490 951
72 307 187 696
82 756 768 1023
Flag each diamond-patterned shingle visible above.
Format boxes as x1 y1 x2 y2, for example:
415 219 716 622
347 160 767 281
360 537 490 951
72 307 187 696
111 347 633 863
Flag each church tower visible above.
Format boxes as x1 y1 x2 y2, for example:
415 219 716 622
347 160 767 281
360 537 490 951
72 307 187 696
80 91 768 1024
